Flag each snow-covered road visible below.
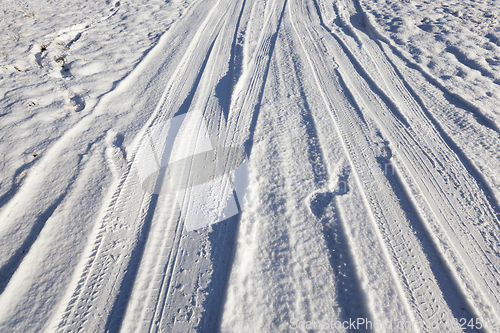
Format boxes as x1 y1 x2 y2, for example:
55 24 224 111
1 0 500 332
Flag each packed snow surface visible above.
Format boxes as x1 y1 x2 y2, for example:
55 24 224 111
1 0 500 332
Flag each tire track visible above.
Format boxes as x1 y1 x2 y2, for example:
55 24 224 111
226 0 288 152
284 4 415 330
336 0 500 219
99 0 287 331
288 4 420 329
151 1 289 330
221 38 343 330
55 163 150 332
322 0 500 222
275 24 373 326
19 0 500 332
345 0 500 136
132 2 251 332
0 0 206 330
288 0 494 329
55 1 237 331
318 0 500 325
104 0 260 331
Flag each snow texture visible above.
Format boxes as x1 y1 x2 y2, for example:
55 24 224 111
1 0 500 332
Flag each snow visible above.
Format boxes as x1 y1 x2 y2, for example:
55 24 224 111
1 0 500 332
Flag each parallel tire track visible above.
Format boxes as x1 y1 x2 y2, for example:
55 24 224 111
47 0 500 332
325 0 500 324
288 0 500 329
143 1 249 331
55 0 238 331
